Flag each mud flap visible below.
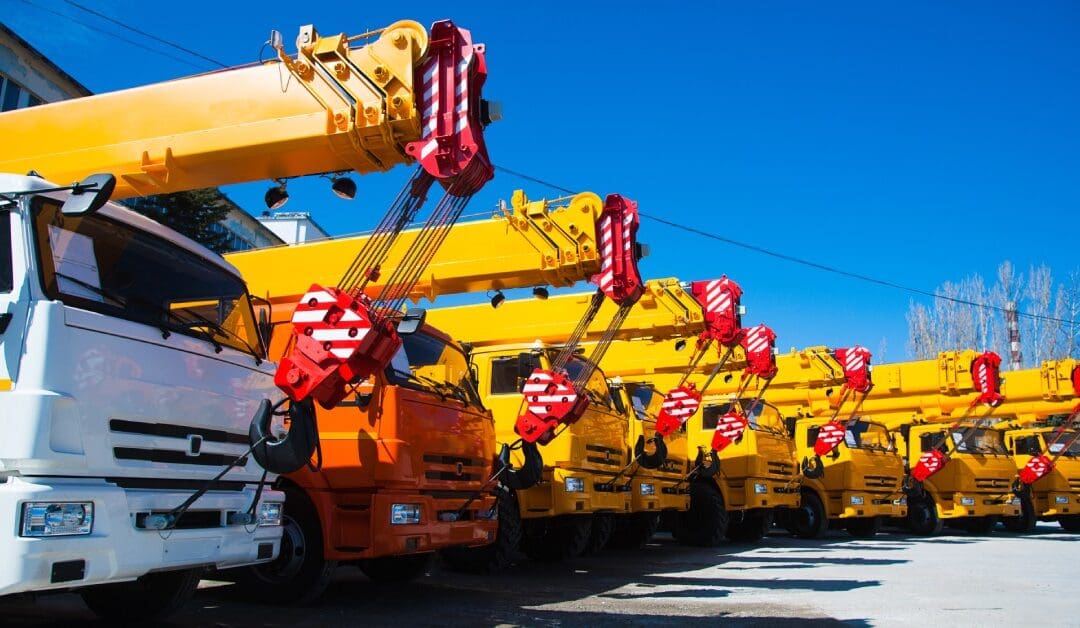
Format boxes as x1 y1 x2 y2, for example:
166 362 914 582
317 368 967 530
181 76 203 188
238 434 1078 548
635 434 668 470
249 398 320 475
500 440 543 491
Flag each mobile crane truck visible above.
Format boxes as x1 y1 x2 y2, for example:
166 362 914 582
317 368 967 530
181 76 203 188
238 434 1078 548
749 346 907 538
424 281 692 551
566 277 800 545
991 359 1080 532
851 351 1022 535
227 189 644 577
0 16 497 615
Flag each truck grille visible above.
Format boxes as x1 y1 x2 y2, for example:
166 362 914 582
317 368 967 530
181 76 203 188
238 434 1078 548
422 454 483 483
767 460 794 477
110 419 249 467
864 475 899 488
585 444 624 467
975 478 1010 490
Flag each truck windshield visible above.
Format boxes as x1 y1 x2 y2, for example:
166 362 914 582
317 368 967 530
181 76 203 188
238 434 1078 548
385 330 482 406
31 197 263 358
845 420 893 451
1046 431 1080 457
624 382 662 421
703 399 787 436
560 356 612 410
952 428 1009 455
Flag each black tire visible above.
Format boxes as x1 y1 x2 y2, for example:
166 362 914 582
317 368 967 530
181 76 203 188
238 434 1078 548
358 553 431 583
81 568 200 621
583 513 615 555
1002 494 1037 533
522 516 592 561
607 513 661 549
962 516 999 535
1059 514 1080 532
234 486 336 605
791 490 828 539
673 480 729 547
441 488 522 573
907 495 944 536
845 517 882 539
726 511 772 543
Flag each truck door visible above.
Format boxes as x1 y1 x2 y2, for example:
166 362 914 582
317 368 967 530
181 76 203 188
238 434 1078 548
0 203 29 388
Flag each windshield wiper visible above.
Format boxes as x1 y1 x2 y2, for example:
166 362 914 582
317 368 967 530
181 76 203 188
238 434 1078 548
171 304 264 364
53 272 179 338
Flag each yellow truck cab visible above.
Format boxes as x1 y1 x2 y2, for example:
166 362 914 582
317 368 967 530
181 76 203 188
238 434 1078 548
1001 424 1080 531
463 343 631 559
784 415 907 538
685 396 800 542
607 380 691 547
896 419 1021 535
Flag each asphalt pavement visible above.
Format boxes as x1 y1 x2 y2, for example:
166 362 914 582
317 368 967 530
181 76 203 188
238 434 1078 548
2 522 1076 627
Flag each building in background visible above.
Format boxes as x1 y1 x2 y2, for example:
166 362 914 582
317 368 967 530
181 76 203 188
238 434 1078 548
1 21 282 253
0 22 90 109
257 211 331 245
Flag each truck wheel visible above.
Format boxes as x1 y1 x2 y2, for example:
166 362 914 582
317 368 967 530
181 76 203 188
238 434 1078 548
234 486 335 605
791 490 828 539
522 515 592 561
441 487 522 573
1059 515 1080 532
583 513 615 554
607 513 661 549
963 516 999 535
1002 494 1037 533
673 480 729 547
81 567 200 621
726 511 772 543
907 495 943 536
845 516 882 538
358 553 431 583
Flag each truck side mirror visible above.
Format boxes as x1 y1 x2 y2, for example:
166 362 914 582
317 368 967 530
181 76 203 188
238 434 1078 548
397 308 426 335
61 174 115 216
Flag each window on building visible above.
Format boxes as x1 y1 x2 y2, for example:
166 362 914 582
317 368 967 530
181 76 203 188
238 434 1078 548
0 73 44 111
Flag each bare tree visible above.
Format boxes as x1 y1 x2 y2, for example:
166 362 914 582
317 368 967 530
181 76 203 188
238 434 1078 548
1058 270 1080 358
906 301 936 359
1025 264 1059 366
990 261 1025 363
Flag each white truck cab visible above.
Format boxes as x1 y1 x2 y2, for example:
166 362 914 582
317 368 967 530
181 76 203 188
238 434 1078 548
0 174 283 620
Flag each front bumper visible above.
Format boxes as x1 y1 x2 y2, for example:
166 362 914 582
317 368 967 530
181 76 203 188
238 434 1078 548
0 476 282 595
935 491 1020 520
518 468 631 518
318 490 497 561
721 476 800 511
835 490 907 519
629 477 688 513
1034 491 1080 518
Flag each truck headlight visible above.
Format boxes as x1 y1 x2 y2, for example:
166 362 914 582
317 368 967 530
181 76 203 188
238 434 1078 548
893 497 907 506
1056 496 1069 505
21 502 94 537
850 495 865 506
640 483 656 496
390 503 421 525
257 502 283 526
753 483 767 495
564 477 585 493
1011 497 1022 506
960 497 976 506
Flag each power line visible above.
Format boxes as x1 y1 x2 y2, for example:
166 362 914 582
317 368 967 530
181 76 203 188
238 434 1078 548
15 0 208 71
63 0 229 69
492 165 1076 327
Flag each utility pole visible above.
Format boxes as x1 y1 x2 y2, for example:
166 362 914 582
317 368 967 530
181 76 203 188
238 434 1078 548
1006 301 1022 370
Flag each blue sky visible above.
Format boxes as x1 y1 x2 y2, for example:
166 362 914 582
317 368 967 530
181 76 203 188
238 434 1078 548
4 0 1078 360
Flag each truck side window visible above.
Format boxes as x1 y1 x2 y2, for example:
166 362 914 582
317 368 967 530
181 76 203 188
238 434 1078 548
489 356 519 394
920 432 946 453
806 426 820 447
1014 435 1042 457
0 211 11 293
